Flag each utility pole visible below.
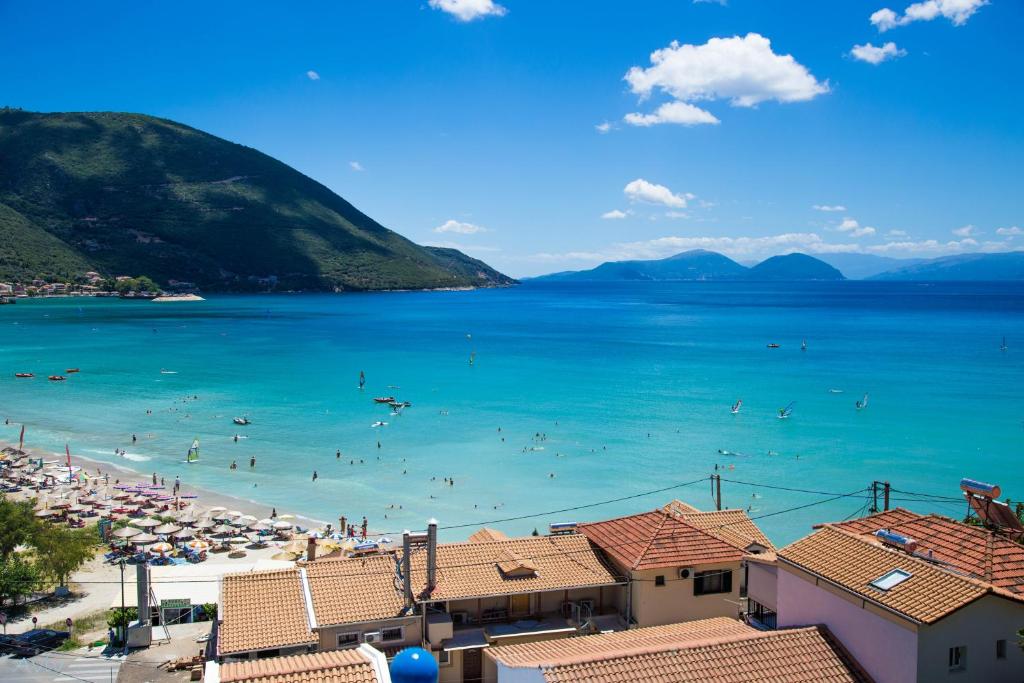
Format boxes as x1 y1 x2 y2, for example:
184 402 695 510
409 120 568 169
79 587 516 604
870 481 879 514
883 481 891 512
119 560 127 655
710 474 722 511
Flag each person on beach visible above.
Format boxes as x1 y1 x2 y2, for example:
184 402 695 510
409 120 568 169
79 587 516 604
361 517 368 539
249 456 255 469
271 507 277 518
174 476 180 494
312 470 318 482
133 434 137 443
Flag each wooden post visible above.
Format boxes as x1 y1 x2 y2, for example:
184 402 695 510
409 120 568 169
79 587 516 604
715 474 722 511
870 481 878 514
883 482 890 512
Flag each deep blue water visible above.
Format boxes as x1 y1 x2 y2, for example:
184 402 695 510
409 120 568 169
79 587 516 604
1 281 1021 545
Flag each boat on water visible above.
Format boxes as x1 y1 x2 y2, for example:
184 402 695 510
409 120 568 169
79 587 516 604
233 417 251 426
388 400 412 409
160 369 177 374
731 399 742 414
828 388 844 394
372 421 388 428
65 368 80 373
801 339 807 351
1001 336 1008 352
359 371 365 390
14 372 34 378
186 438 200 464
777 402 795 419
373 396 395 404
856 394 869 410
48 375 67 381
767 343 780 349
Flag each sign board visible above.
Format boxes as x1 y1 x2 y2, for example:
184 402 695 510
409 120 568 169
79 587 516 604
31 616 37 625
160 598 191 610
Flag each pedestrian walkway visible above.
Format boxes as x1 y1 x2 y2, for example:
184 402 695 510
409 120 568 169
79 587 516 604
0 651 124 683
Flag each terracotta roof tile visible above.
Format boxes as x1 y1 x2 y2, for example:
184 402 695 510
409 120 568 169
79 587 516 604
407 534 620 602
663 502 776 552
487 617 753 667
469 528 509 543
580 510 743 571
830 508 1024 594
219 569 315 656
220 649 377 683
779 526 1009 624
537 625 872 683
305 554 407 626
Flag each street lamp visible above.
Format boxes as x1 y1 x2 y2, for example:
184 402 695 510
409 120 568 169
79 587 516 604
119 559 127 655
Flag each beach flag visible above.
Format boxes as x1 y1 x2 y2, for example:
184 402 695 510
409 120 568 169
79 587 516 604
18 424 24 451
65 443 72 482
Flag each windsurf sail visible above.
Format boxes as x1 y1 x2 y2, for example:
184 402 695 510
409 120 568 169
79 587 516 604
801 339 807 351
1001 336 1008 351
65 443 72 482
359 370 365 389
856 394 869 410
731 399 742 414
778 402 795 418
186 438 200 463
19 424 24 451
469 351 476 366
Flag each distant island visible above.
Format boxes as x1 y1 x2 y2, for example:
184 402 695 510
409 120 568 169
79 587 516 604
0 110 514 293
533 249 1024 282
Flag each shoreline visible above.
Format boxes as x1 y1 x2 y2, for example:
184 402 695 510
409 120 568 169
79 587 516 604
1 438 330 532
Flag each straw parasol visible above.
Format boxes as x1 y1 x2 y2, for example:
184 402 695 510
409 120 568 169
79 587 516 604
131 518 160 529
228 536 249 546
172 528 195 540
34 509 57 518
251 521 272 531
281 540 308 554
211 524 235 536
194 519 216 530
224 510 243 518
153 523 181 535
112 526 141 539
271 551 299 561
132 533 159 545
206 506 227 515
149 542 173 555
272 520 293 531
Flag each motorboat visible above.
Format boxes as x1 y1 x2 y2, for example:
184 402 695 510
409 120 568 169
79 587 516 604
66 368 80 373
233 417 251 426
48 375 67 381
373 396 395 404
14 373 34 378
766 343 780 349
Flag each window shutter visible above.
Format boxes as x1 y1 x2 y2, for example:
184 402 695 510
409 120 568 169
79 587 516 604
722 570 732 593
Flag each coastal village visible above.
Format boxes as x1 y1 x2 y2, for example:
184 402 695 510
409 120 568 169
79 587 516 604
1 446 1022 683
0 272 201 302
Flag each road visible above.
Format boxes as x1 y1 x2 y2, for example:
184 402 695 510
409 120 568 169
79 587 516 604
0 651 124 683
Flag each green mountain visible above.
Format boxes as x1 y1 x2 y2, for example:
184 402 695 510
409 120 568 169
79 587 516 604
534 249 842 282
870 251 1024 281
746 253 844 281
0 110 513 291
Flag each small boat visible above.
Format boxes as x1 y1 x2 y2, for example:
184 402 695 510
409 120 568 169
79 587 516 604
388 401 412 409
14 373 34 378
776 402 795 419
66 368 80 373
160 369 178 374
801 339 807 351
828 388 844 394
730 399 742 415
371 421 388 428
855 394 869 410
48 375 67 381
767 343 780 349
233 417 251 426
359 371 366 390
373 396 395 404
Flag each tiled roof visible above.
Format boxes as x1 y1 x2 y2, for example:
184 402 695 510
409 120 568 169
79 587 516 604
219 569 315 656
539 626 872 683
779 526 1024 624
407 534 620 602
305 554 408 626
580 510 743 571
469 527 509 543
219 649 377 683
487 617 753 667
830 508 1024 594
663 501 776 553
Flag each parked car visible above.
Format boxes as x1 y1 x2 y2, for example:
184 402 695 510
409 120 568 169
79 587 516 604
10 629 70 655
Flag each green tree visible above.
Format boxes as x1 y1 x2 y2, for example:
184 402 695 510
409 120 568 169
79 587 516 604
0 496 38 561
107 607 137 629
200 603 217 621
0 555 41 606
30 524 96 588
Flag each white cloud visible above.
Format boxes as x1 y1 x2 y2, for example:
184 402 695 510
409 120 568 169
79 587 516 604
429 0 506 21
886 229 909 238
434 219 487 235
952 224 975 237
865 238 993 255
624 179 693 209
871 0 988 31
813 204 847 212
624 101 721 127
595 122 612 134
996 226 1022 236
850 42 907 65
601 210 628 220
306 70 320 81
693 0 727 4
349 161 364 172
665 211 690 219
837 218 877 237
623 33 828 127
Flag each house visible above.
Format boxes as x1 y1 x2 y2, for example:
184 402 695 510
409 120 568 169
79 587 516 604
218 568 317 660
206 646 390 683
484 615 872 683
579 509 745 627
777 510 1024 683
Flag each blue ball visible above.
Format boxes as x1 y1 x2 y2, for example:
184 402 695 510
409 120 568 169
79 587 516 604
389 647 439 683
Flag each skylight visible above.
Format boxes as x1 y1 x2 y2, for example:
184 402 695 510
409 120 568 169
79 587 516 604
870 569 912 591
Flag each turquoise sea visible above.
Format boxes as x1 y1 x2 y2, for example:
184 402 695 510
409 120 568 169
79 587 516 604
1 282 1022 545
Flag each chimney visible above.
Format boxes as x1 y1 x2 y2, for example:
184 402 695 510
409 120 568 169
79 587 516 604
306 536 317 562
426 519 438 594
402 531 413 606
136 564 150 625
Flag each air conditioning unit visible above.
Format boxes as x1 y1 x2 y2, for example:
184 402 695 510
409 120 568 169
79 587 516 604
363 632 382 644
678 567 693 580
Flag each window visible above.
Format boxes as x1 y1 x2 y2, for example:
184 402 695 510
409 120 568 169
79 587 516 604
654 575 666 586
380 627 404 642
437 649 451 666
869 569 912 591
694 569 732 596
948 646 966 671
337 633 360 649
996 639 1007 659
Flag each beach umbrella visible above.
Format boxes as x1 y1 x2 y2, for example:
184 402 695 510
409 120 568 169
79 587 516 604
251 521 272 531
131 518 160 529
212 524 235 536
153 523 181 535
34 509 57 517
185 540 210 552
149 542 173 555
176 514 198 525
257 518 274 526
224 510 242 518
172 528 195 540
271 551 298 561
237 514 258 525
194 519 215 530
281 540 308 554
132 533 159 545
228 536 249 545
206 506 227 515
229 517 250 527
272 520 293 530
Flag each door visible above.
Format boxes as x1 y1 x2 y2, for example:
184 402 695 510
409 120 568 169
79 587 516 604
510 593 530 616
463 647 482 683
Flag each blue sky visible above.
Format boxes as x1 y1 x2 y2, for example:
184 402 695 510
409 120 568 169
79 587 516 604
2 0 1022 276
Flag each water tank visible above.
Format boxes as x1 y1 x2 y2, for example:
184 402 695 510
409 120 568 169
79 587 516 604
390 647 438 683
874 529 918 553
549 522 577 535
960 478 1001 499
